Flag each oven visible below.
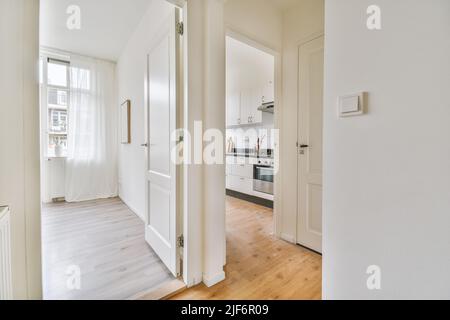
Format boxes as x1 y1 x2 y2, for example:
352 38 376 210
253 164 274 195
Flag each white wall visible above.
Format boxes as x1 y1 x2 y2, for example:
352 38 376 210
224 0 283 52
202 0 227 287
116 0 174 220
280 0 324 242
323 0 450 299
0 0 42 299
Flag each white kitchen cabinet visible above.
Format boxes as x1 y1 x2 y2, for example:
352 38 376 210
251 87 263 123
233 163 253 179
226 91 241 126
226 83 265 127
226 157 253 194
226 36 274 127
238 88 262 125
239 90 252 125
227 175 253 195
261 79 275 104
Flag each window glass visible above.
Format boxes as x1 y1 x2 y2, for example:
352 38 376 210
48 62 68 87
48 109 68 133
48 88 68 107
48 135 68 156
41 57 70 157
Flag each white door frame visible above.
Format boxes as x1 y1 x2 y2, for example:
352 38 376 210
224 28 283 239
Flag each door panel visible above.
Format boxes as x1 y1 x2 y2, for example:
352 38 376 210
149 36 171 177
297 36 324 253
145 9 180 277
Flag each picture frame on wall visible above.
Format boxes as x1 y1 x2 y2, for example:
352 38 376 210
120 100 131 144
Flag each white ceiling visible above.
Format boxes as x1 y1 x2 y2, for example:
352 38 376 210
40 0 153 61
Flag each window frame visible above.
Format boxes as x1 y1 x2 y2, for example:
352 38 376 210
40 53 71 158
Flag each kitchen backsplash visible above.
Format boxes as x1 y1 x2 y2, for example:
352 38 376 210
226 112 275 152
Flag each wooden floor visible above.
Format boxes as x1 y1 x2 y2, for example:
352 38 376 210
172 196 322 300
42 197 174 300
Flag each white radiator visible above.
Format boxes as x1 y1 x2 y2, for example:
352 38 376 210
0 206 13 300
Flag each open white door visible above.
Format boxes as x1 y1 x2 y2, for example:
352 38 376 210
144 9 181 277
297 36 324 253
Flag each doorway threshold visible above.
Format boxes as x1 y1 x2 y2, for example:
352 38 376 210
128 278 186 300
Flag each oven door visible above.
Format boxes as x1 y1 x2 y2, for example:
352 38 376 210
253 165 274 195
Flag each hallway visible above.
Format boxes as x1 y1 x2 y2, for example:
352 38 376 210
172 196 322 300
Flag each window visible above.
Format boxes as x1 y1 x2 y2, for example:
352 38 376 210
47 61 68 87
40 56 70 157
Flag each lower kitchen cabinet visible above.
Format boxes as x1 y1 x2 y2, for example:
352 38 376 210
227 175 254 195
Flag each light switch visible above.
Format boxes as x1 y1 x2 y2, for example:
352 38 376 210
338 92 366 117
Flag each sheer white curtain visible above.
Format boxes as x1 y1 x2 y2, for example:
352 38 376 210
65 56 118 202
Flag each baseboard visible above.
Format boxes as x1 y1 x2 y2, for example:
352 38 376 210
281 233 296 244
203 271 226 288
226 189 273 208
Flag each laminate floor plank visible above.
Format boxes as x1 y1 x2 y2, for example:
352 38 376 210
42 197 174 300
172 196 322 300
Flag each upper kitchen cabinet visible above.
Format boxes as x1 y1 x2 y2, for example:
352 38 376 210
261 79 275 105
240 88 262 125
227 90 241 126
226 36 274 128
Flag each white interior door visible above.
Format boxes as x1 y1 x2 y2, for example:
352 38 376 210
297 36 324 253
145 9 181 277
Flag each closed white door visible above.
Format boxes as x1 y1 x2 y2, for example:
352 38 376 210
297 36 324 253
144 9 181 277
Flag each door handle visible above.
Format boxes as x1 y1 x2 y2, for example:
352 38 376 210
141 143 148 147
298 144 309 155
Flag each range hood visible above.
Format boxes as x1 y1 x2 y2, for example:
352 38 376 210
257 102 275 114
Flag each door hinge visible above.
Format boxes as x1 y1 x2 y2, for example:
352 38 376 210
177 235 184 248
176 22 184 35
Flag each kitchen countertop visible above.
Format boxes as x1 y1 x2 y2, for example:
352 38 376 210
226 153 274 160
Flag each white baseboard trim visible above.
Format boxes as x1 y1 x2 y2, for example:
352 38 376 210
203 271 226 288
281 233 296 244
186 274 203 288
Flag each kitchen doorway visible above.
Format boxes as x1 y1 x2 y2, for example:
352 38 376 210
225 31 280 259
